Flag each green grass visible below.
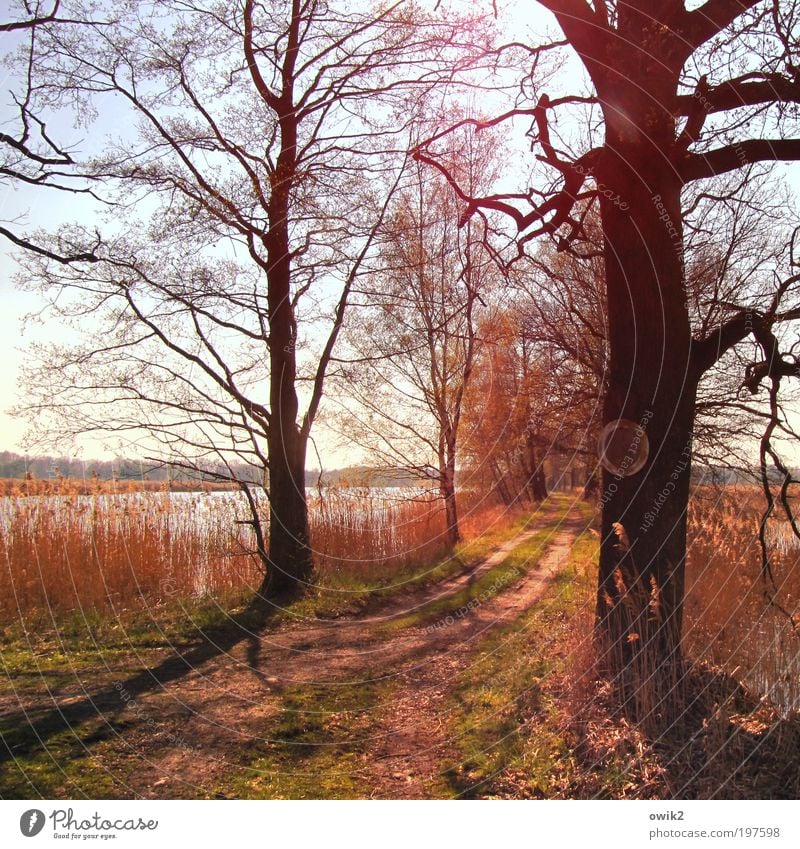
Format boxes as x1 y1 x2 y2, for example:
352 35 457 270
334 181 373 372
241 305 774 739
431 510 628 798
438 570 581 796
219 495 600 802
214 498 589 800
212 678 391 799
0 714 142 798
206 504 583 800
382 493 585 632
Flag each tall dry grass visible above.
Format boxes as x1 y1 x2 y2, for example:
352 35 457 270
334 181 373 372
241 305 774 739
684 484 800 714
308 488 448 581
0 488 261 620
0 480 461 621
555 487 800 797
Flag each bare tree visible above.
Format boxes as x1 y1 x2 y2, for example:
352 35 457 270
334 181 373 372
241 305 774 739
415 0 800 716
335 128 500 545
1 0 101 262
15 0 491 599
459 309 554 505
516 182 795 485
513 229 608 496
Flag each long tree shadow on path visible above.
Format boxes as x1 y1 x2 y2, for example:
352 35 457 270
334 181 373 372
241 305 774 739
0 597 281 768
1 501 586 784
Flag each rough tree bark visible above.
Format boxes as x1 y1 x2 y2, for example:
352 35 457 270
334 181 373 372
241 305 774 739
595 140 696 708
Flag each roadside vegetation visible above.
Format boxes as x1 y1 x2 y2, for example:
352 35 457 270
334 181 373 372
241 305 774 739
0 493 580 799
3 487 797 800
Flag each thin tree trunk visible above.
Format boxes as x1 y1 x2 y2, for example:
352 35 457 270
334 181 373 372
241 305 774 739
443 481 460 546
441 430 460 546
525 429 548 502
534 465 548 501
489 458 513 506
582 466 598 501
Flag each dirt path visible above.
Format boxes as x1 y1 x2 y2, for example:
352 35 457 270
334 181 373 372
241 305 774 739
352 513 590 798
2 500 591 798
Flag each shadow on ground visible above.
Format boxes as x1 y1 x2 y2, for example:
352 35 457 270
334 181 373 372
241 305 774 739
0 597 281 770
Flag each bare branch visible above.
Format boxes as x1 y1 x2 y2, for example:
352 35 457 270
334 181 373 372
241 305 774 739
680 138 800 182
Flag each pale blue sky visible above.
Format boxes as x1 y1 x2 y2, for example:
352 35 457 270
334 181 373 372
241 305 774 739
2 0 799 467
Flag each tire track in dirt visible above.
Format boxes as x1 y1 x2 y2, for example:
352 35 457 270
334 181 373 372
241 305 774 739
4 498 590 797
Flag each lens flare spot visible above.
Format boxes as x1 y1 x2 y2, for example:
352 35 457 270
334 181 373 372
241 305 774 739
598 418 649 477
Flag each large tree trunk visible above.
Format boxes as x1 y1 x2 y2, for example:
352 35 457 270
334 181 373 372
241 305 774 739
260 268 313 599
594 114 698 722
259 146 314 600
264 421 312 599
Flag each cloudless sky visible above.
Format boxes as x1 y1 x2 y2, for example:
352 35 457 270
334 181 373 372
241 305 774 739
1 0 799 467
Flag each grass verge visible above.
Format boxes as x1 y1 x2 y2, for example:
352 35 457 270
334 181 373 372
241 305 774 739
435 505 800 799
436 521 679 798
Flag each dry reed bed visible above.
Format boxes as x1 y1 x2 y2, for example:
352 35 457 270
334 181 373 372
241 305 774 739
684 484 800 713
552 487 800 797
307 487 447 580
0 490 257 619
0 482 452 620
0 476 235 497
